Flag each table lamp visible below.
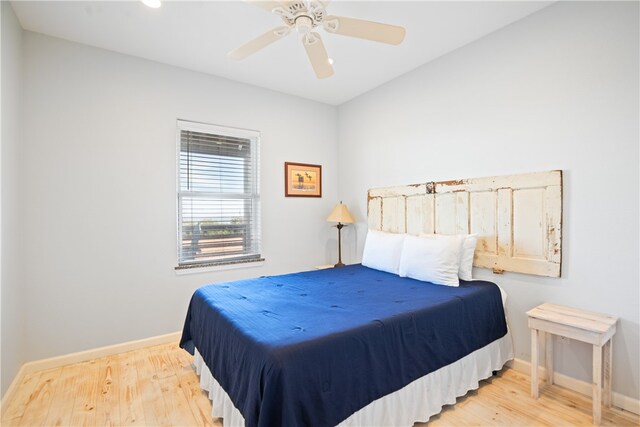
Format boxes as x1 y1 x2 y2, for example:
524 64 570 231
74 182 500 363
326 202 355 267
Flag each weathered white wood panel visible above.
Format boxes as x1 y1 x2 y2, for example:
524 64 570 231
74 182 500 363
369 184 427 198
545 185 562 264
497 188 512 260
434 192 469 235
454 192 470 234
513 188 545 260
406 194 434 235
435 170 559 193
469 191 497 255
367 197 382 231
367 170 562 277
435 193 456 235
381 196 406 233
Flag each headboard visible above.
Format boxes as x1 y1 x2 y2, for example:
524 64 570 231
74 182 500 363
367 170 562 278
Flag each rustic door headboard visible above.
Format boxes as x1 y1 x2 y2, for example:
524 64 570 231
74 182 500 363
367 170 562 277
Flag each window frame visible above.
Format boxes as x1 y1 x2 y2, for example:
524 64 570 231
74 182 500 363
175 119 262 270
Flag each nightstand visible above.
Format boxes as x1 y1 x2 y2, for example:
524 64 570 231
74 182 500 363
527 303 618 425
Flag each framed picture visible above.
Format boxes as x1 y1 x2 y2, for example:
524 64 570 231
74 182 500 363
285 162 322 197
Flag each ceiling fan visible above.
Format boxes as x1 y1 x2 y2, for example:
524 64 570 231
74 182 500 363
228 0 406 79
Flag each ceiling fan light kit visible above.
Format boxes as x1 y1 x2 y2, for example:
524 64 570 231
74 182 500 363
295 15 313 34
230 0 406 79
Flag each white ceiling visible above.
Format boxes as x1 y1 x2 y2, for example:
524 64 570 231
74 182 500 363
11 1 552 105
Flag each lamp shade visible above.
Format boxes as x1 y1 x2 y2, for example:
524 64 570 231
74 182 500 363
326 202 355 224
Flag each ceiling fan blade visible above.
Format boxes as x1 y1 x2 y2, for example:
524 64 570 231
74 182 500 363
303 32 334 79
228 26 291 60
323 15 406 45
243 0 286 13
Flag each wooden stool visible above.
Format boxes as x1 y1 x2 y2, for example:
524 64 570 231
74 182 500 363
527 303 617 425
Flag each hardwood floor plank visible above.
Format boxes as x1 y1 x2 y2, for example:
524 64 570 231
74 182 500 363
0 416 23 426
165 342 220 427
476 376 564 425
118 350 147 426
0 370 42 423
146 344 199 426
2 342 638 427
16 367 62 426
68 359 100 427
422 370 638 427
502 371 600 425
133 347 171 426
41 364 83 426
95 354 121 426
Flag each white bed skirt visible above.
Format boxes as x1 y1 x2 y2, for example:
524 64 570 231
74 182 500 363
193 331 513 426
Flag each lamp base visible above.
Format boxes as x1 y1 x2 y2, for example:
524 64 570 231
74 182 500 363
334 262 346 268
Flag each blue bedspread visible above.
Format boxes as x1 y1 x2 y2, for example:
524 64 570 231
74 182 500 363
180 264 507 427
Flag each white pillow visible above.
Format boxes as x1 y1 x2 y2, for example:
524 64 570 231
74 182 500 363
399 234 463 287
458 234 478 281
362 230 405 275
420 233 478 281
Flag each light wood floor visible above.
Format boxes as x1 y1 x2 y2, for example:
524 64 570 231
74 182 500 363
1 342 638 426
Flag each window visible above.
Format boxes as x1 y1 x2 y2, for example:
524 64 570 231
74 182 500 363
176 120 261 269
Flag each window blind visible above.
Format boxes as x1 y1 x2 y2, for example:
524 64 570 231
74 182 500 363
177 121 261 267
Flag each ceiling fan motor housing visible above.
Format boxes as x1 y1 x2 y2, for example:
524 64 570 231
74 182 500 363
279 1 325 28
295 15 314 34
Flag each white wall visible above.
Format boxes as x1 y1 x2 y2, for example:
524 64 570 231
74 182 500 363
1 1 26 396
338 1 639 400
6 0 639 404
20 32 338 362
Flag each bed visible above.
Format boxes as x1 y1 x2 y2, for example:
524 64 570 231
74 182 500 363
178 170 564 426
180 264 512 426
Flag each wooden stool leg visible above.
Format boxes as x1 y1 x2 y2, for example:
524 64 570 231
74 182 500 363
593 345 603 425
545 333 554 386
531 329 539 399
603 339 612 408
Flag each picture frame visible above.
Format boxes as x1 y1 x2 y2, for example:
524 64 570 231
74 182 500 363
285 162 322 197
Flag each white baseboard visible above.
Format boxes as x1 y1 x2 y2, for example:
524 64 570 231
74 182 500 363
0 331 181 412
508 358 640 415
20 331 182 374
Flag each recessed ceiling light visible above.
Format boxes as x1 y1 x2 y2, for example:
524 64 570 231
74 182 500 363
141 0 161 9
328 58 335 65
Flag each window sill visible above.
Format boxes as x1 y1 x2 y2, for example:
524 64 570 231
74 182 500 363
174 258 265 275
